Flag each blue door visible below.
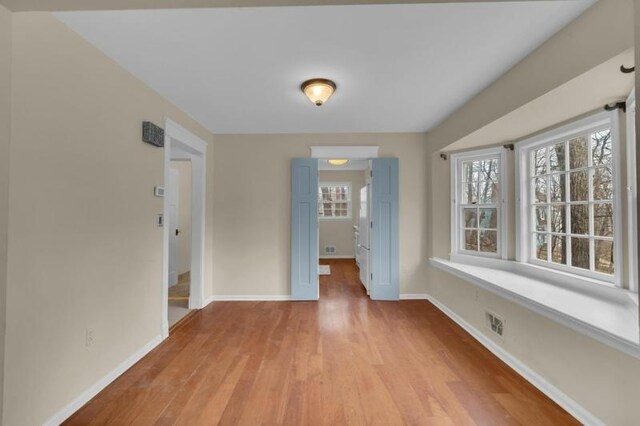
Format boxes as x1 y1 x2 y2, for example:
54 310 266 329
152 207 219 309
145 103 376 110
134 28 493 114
291 158 319 300
370 158 399 300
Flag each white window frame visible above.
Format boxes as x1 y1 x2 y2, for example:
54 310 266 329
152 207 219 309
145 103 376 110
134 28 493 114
626 89 637 292
515 110 623 287
451 147 507 259
318 182 352 220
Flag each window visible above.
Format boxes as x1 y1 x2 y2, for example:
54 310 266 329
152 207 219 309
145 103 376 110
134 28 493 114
517 110 622 284
451 148 506 258
318 182 352 219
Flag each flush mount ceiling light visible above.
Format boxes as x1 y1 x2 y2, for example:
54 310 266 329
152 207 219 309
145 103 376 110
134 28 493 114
301 78 336 106
327 159 349 166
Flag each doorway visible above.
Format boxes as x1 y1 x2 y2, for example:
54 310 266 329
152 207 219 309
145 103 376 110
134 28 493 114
162 119 208 338
167 160 193 327
291 146 399 301
318 160 370 296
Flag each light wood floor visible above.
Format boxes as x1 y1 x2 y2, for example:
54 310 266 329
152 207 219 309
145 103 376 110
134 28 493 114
64 259 577 425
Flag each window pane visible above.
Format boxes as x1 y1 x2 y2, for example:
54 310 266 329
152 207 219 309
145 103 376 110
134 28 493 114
593 167 613 201
462 161 480 183
549 143 566 172
462 182 478 204
568 136 589 169
532 148 547 176
551 235 567 265
465 230 478 251
535 233 548 261
593 203 613 237
534 177 547 203
571 238 590 270
478 180 499 203
550 173 566 202
570 204 589 235
594 239 614 274
535 206 548 232
569 170 588 201
463 208 477 228
479 159 499 183
591 130 612 167
480 230 497 253
550 205 565 233
479 208 497 229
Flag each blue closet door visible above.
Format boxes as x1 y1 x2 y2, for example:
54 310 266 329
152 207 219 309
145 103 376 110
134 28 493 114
370 158 399 300
291 158 319 300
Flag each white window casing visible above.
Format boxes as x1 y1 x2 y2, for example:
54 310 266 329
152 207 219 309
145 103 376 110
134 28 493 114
318 182 352 220
626 90 637 292
515 110 623 288
451 147 507 259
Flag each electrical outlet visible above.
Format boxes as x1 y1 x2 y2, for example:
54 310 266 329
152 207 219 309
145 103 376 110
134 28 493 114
485 312 505 337
86 328 95 347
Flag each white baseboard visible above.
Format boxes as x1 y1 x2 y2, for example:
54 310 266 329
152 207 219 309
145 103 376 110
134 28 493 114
320 255 355 259
207 295 292 302
43 334 163 426
426 295 602 426
400 293 429 300
203 294 215 307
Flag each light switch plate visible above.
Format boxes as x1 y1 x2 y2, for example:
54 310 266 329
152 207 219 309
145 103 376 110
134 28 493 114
156 214 164 227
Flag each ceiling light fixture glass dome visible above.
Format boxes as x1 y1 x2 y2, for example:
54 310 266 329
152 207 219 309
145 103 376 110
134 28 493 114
301 78 337 106
327 159 349 166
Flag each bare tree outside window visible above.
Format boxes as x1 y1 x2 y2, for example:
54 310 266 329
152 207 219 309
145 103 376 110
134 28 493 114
460 157 500 254
529 128 614 275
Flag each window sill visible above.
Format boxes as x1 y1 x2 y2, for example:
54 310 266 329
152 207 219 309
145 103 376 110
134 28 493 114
430 256 640 359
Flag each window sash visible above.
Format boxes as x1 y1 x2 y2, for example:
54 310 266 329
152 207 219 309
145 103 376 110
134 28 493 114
318 182 352 219
451 149 505 258
516 110 622 287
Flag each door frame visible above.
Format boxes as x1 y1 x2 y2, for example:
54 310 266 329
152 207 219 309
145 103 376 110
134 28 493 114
300 146 380 299
162 118 208 338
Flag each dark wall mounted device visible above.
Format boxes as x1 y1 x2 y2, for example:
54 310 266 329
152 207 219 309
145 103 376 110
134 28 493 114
142 121 165 147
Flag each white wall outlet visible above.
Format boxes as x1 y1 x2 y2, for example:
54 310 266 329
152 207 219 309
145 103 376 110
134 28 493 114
485 311 505 337
325 245 336 254
85 328 95 347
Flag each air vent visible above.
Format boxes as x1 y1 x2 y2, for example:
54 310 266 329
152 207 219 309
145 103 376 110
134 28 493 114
486 311 505 337
325 245 336 254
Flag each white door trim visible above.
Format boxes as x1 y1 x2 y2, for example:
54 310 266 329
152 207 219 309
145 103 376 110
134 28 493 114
310 145 379 159
162 118 208 338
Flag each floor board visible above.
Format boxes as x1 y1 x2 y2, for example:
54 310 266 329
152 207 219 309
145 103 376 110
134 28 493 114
64 259 578 425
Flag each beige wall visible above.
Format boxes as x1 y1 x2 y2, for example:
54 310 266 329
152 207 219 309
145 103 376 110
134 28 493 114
319 170 365 258
425 2 640 423
212 133 428 297
171 160 192 275
3 12 214 425
0 4 11 422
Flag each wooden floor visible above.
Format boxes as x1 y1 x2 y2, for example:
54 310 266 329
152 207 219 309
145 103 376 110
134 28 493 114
65 259 578 425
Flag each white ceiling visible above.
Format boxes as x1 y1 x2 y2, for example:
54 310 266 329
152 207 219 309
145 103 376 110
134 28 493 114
54 1 595 134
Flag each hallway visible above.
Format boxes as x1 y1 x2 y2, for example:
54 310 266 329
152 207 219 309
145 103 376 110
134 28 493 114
64 260 577 425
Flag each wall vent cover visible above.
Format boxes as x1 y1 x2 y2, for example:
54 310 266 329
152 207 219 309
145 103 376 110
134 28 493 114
486 311 505 337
